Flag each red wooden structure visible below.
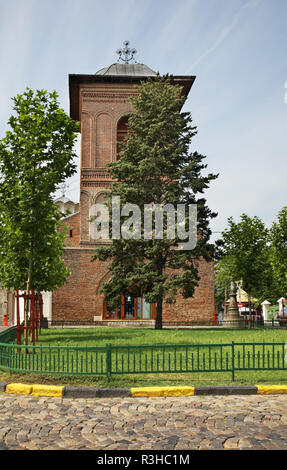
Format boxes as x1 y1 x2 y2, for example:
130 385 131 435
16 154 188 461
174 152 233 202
16 290 43 346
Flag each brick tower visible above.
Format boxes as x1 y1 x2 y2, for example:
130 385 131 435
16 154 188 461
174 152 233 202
52 44 215 325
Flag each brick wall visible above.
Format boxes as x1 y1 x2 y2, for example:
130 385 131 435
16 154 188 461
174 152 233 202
52 247 215 323
162 260 215 322
80 83 136 243
59 212 81 248
52 248 109 322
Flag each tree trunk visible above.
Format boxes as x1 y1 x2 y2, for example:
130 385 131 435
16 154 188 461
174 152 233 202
155 299 163 330
155 260 163 330
24 242 34 346
248 291 252 329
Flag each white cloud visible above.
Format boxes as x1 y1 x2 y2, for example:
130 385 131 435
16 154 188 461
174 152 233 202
187 0 263 72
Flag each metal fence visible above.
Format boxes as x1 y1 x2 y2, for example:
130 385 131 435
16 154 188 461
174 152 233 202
0 326 17 344
0 337 286 381
3 318 286 329
44 319 285 328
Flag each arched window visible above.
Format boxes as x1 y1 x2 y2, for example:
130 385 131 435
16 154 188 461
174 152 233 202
117 115 130 159
95 193 106 205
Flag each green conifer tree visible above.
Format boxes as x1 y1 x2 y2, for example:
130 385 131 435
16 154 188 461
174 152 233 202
93 76 217 329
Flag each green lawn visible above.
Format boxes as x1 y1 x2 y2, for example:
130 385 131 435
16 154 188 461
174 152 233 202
36 326 287 347
1 327 287 388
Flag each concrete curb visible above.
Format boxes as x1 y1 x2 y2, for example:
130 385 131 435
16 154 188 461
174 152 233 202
194 385 258 395
63 386 131 398
0 382 8 393
1 383 287 398
130 386 195 397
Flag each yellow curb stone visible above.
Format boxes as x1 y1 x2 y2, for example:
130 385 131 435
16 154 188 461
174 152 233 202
130 386 195 397
257 385 287 394
6 383 33 396
31 384 64 397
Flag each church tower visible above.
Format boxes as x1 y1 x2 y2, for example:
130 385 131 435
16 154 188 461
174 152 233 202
52 43 215 324
69 42 195 248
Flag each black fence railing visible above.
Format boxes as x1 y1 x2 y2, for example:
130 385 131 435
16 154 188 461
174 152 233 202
45 319 283 329
1 340 287 381
2 318 286 331
0 326 17 343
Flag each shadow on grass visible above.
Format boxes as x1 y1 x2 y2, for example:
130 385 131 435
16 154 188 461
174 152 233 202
37 327 287 347
37 328 209 347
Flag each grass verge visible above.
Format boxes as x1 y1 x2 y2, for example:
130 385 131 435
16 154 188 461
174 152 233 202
1 369 287 389
1 327 287 388
34 326 287 347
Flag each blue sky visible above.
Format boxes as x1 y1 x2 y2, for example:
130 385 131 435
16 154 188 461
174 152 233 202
0 0 286 239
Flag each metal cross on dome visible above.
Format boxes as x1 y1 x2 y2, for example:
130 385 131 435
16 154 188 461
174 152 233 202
116 41 137 64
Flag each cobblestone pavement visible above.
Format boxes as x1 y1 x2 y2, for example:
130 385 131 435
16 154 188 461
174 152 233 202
0 393 287 450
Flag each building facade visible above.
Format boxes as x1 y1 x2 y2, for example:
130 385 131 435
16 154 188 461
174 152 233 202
52 56 215 325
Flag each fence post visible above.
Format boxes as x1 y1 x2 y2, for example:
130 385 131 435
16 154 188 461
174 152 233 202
106 343 112 381
232 341 235 382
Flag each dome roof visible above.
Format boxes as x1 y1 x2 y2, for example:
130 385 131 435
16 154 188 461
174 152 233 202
54 196 75 204
95 63 157 77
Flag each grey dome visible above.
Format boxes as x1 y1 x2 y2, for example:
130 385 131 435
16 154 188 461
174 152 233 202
95 63 157 77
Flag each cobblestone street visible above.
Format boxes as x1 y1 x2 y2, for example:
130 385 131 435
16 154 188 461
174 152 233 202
0 393 287 450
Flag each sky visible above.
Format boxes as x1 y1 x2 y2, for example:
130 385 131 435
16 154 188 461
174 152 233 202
0 0 286 240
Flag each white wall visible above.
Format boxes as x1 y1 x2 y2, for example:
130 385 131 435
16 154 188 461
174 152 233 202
14 291 52 325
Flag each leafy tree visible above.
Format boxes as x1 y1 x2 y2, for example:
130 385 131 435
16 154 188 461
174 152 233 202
93 76 217 329
214 257 233 313
0 88 79 341
268 207 287 299
216 214 269 316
